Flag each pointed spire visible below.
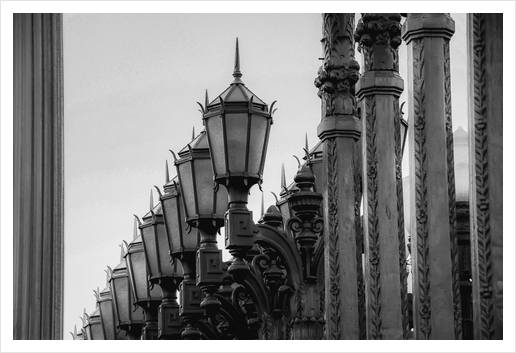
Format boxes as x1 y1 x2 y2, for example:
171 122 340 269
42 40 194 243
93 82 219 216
205 89 209 107
149 189 154 211
305 133 309 152
232 38 243 84
192 126 195 140
133 216 138 240
281 163 286 189
165 160 170 183
261 191 265 217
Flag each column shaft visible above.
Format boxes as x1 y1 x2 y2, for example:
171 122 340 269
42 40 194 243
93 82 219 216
467 13 503 340
13 13 64 340
355 13 409 340
315 13 364 340
402 13 462 340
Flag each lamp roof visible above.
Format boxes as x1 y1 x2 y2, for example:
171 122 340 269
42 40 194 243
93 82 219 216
206 38 267 109
177 130 209 157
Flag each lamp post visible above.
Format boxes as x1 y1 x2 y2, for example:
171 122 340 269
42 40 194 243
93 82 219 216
202 38 274 283
173 130 228 338
140 188 184 340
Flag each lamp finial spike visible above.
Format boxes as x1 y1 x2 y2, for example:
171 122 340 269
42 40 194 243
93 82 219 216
305 133 309 152
205 89 209 108
192 126 195 140
150 189 154 211
281 163 286 188
261 191 265 216
232 38 243 83
165 160 170 183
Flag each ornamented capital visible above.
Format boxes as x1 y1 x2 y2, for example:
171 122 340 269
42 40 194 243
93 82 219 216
355 13 402 72
315 13 360 118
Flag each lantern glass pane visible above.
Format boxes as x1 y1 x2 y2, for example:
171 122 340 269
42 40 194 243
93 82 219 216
177 161 195 218
162 196 183 254
248 115 269 176
184 228 200 251
215 182 229 218
90 321 104 340
225 113 248 173
156 223 174 276
127 251 147 301
206 116 226 176
193 158 216 215
112 275 129 324
99 299 115 340
141 226 159 278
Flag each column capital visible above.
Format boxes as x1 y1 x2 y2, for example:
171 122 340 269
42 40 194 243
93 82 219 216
356 70 404 99
355 13 403 72
402 13 455 43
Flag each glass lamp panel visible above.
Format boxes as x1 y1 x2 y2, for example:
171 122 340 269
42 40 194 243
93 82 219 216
110 271 130 324
141 226 159 279
90 321 104 340
155 222 175 277
177 161 196 219
85 325 92 341
184 227 201 252
225 113 248 174
162 195 183 255
193 157 216 216
126 250 148 302
98 298 115 340
214 182 229 218
206 116 226 177
248 114 269 176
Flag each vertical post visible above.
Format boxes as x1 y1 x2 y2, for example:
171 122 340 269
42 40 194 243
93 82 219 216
402 14 462 339
13 13 64 340
467 13 503 340
355 14 409 340
315 13 364 340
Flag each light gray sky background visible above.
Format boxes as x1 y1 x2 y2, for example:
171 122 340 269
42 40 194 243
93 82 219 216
63 12 470 340
1 1 514 352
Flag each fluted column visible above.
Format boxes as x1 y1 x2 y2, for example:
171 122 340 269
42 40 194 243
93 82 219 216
315 13 364 340
467 13 503 340
13 14 64 340
355 13 409 340
402 14 462 339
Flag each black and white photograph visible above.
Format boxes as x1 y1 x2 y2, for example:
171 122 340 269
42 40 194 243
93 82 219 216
2 1 513 352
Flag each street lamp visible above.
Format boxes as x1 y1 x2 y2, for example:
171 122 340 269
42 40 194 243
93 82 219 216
173 130 228 338
140 187 184 340
108 258 145 339
202 38 274 283
123 228 162 340
94 276 128 340
84 307 102 340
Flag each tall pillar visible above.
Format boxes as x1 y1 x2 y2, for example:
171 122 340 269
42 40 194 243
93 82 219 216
355 14 409 340
402 14 462 339
467 13 503 340
315 13 365 340
13 14 64 339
